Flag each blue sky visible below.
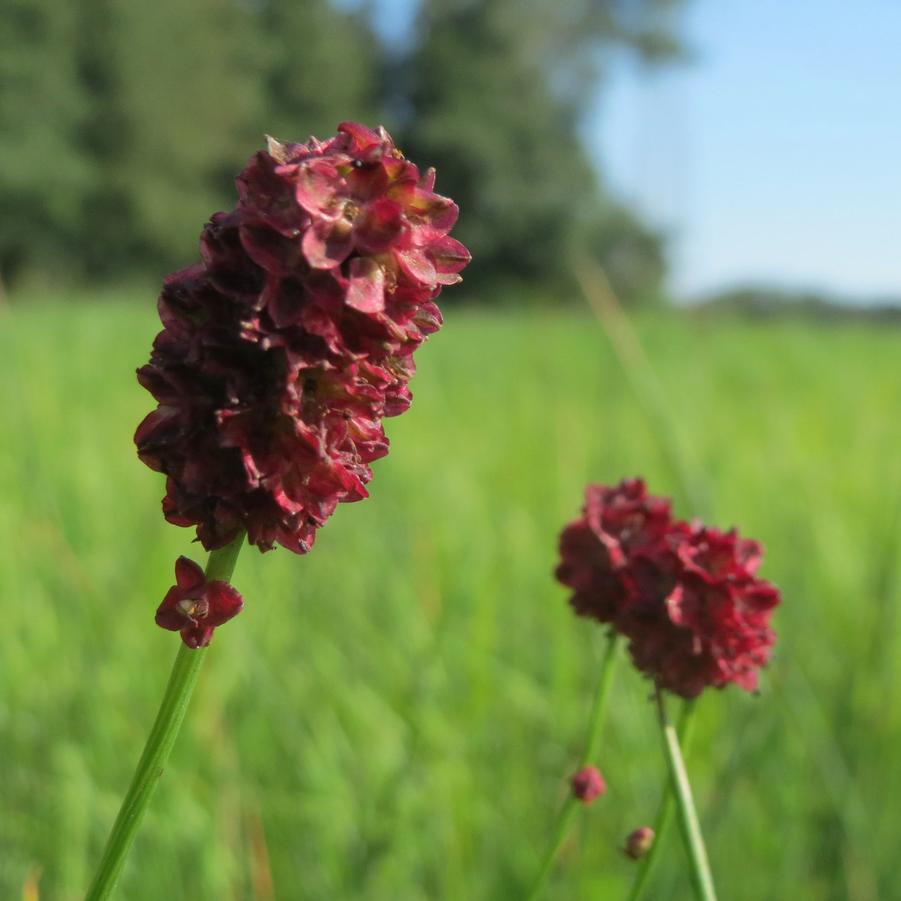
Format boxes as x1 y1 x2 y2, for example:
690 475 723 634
596 0 901 300
370 0 901 301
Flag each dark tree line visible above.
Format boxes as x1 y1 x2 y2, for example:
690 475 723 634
0 0 685 303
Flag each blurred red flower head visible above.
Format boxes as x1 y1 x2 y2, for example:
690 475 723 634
135 123 469 554
556 479 780 698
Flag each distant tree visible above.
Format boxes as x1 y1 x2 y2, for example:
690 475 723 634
62 0 381 284
0 0 93 287
0 0 678 299
257 0 383 145
589 200 667 305
397 0 685 303
74 0 266 280
695 285 901 323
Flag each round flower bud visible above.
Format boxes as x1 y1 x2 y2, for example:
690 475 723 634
624 826 655 860
570 766 606 804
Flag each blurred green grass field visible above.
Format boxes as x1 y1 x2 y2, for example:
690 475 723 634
1 299 900 900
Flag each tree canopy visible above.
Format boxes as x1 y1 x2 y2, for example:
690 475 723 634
0 0 685 303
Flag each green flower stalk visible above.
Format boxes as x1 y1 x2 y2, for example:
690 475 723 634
554 478 781 897
525 630 620 901
85 534 244 900
625 700 695 901
653 689 717 901
85 122 469 897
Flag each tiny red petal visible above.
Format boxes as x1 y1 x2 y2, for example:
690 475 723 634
174 556 206 592
356 198 405 253
429 236 471 284
181 625 215 649
205 581 244 626
395 248 437 287
345 162 390 201
294 159 341 217
346 258 385 313
418 166 436 192
155 586 188 631
302 220 354 269
337 121 385 155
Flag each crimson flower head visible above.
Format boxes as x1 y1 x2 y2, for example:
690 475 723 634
556 479 781 698
570 766 606 804
155 556 243 648
135 122 469 554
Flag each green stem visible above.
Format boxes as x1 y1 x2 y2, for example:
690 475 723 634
625 699 695 901
651 689 717 901
85 533 245 901
525 630 621 901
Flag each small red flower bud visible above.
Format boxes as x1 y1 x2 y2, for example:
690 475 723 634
624 826 655 860
570 766 606 804
155 556 243 648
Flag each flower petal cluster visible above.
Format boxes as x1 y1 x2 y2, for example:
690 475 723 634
135 122 469 553
556 479 780 698
155 557 243 647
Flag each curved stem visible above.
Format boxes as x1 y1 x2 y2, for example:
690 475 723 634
625 699 695 901
85 533 245 900
525 630 621 901
652 689 717 901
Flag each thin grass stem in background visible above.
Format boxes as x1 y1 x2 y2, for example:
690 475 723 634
84 533 245 900
526 630 621 901
576 259 719 900
574 258 707 515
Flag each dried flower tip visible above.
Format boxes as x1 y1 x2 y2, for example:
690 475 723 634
570 766 606 804
624 826 655 860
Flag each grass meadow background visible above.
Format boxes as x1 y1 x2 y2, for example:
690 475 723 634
1 298 900 900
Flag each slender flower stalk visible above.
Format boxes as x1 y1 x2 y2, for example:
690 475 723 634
577 263 712 900
85 533 245 901
625 700 696 901
555 478 778 897
578 266 728 900
85 122 467 897
526 629 620 901
652 688 717 901
85 124 468 898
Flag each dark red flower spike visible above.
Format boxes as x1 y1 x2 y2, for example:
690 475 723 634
135 123 470 555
